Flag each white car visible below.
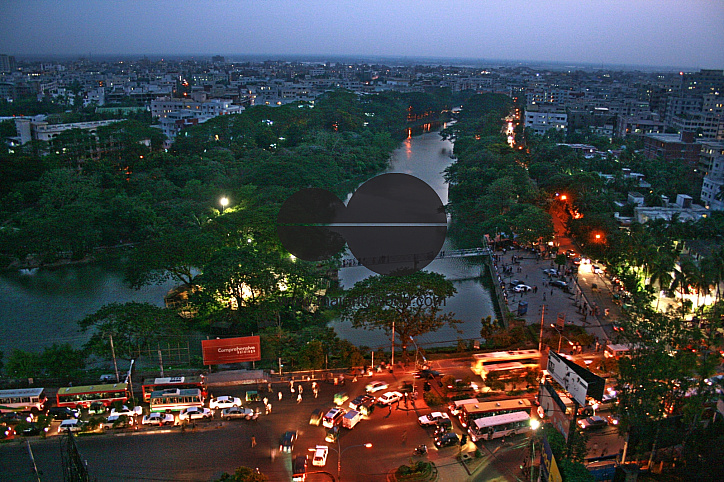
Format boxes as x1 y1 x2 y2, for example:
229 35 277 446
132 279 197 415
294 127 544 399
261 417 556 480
58 419 86 433
102 414 133 430
418 412 450 426
312 445 329 467
209 396 242 410
142 412 175 426
221 406 254 420
110 405 142 417
376 391 404 406
513 284 532 293
365 381 389 393
178 407 213 421
592 265 605 274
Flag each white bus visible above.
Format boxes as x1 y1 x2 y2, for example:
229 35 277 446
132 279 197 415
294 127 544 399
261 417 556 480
0 388 47 413
471 349 541 379
469 411 532 442
149 388 204 413
459 398 532 429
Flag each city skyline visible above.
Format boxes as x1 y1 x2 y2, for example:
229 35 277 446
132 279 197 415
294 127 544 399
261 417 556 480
1 0 723 70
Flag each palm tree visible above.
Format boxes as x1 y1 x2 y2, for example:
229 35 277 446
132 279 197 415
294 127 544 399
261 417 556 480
648 252 675 311
703 246 724 303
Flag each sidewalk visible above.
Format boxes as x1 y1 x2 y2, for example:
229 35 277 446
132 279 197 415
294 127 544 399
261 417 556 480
494 249 611 348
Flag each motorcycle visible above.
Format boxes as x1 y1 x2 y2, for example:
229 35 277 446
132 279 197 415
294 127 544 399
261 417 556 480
413 444 428 456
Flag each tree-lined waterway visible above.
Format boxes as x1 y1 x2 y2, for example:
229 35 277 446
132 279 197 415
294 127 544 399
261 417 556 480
333 125 497 351
0 125 495 354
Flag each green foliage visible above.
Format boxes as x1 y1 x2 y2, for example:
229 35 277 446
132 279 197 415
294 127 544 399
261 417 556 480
4 350 40 378
341 271 459 363
215 466 268 481
78 302 187 361
423 391 445 407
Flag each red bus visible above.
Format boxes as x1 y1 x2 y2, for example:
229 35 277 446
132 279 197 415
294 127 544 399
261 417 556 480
56 383 129 409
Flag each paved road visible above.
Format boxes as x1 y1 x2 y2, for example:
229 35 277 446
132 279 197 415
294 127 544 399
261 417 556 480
1 370 511 482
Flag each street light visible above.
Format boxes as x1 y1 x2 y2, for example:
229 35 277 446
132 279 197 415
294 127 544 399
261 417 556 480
329 442 372 481
550 324 574 353
219 197 229 213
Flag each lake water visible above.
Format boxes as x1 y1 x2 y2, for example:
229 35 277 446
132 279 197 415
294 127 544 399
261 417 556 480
331 126 496 350
0 126 495 355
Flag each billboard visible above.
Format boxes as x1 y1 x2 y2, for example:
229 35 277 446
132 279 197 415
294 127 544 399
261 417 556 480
538 381 571 441
546 350 604 406
202 336 261 365
540 434 563 482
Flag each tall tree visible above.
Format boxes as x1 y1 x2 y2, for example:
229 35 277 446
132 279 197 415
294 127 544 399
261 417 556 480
340 271 459 363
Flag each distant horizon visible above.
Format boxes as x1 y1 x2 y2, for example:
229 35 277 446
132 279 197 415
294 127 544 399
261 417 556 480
7 52 707 73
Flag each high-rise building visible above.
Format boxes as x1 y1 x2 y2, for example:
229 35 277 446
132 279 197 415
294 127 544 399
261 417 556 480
0 54 16 73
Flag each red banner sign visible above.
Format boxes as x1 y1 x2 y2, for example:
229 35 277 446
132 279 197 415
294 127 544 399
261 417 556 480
202 336 261 365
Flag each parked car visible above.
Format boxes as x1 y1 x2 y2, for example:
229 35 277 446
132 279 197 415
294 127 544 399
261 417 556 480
309 408 325 426
292 455 308 482
18 422 47 436
102 414 133 430
110 405 142 418
0 412 32 424
543 268 559 277
99 374 115 382
508 279 523 286
418 412 450 427
513 284 532 293
349 395 375 411
280 430 297 453
550 280 568 289
334 392 349 406
178 407 213 422
577 416 607 430
572 257 581 266
365 381 388 393
209 396 242 410
312 445 329 467
47 407 80 420
376 391 403 406
1 424 15 440
142 412 175 426
592 265 605 274
58 419 86 433
434 432 460 448
221 406 254 420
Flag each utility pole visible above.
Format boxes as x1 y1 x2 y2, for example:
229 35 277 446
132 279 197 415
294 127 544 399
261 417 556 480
109 334 119 383
538 304 546 352
158 348 164 377
391 321 395 367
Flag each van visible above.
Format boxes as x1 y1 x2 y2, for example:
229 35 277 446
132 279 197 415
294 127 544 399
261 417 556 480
604 344 631 359
58 419 86 433
48 407 80 420
322 408 345 428
342 410 361 429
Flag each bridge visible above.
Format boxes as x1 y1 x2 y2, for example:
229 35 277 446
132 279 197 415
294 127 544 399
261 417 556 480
338 247 490 269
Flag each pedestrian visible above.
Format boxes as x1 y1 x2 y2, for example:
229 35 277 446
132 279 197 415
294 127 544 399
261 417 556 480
533 286 537 293
267 383 272 393
543 293 546 301
267 403 272 414
298 385 303 394
297 393 302 403
251 436 257 448
278 391 283 401
402 430 407 445
289 380 293 391
388 405 392 415
263 397 268 407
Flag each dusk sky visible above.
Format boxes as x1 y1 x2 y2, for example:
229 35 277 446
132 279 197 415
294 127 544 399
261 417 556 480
1 0 723 69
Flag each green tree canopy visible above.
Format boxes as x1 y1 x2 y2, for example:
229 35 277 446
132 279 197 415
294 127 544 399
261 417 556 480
340 271 459 362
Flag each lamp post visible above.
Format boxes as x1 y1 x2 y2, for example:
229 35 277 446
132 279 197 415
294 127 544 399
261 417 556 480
550 324 574 353
330 442 372 481
219 196 229 213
